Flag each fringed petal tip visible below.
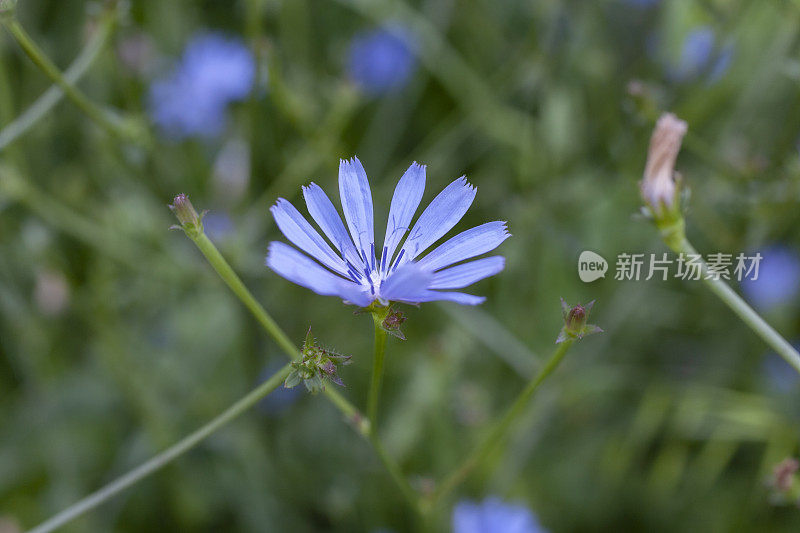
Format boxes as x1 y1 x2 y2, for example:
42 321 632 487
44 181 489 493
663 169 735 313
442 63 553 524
456 175 476 192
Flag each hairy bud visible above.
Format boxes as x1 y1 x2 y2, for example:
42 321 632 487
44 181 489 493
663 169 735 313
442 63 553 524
168 194 204 238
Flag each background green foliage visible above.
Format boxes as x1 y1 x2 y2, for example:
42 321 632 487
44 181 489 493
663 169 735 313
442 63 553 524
2 0 800 531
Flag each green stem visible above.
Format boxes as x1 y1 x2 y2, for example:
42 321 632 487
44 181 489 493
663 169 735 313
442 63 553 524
429 339 575 507
28 363 292 533
368 311 388 429
0 7 116 150
1 17 130 140
186 231 421 514
672 236 800 375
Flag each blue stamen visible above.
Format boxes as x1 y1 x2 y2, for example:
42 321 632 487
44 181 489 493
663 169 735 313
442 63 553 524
391 249 405 272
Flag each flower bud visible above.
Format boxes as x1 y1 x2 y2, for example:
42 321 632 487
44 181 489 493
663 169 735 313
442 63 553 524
640 113 688 218
768 457 800 506
566 305 587 332
284 327 352 393
381 308 407 340
169 193 204 237
557 298 603 344
773 458 799 493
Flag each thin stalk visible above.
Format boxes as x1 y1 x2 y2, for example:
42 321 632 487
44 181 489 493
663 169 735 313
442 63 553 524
189 232 299 359
185 230 421 514
674 236 800 375
368 312 388 428
29 363 292 533
1 17 129 139
429 339 575 507
0 7 116 150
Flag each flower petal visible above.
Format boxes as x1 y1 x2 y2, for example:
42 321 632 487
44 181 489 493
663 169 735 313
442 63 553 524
302 182 365 269
382 162 425 271
379 262 433 303
429 256 505 289
270 199 350 277
415 290 486 305
417 221 510 272
338 157 375 265
397 176 476 265
266 242 372 306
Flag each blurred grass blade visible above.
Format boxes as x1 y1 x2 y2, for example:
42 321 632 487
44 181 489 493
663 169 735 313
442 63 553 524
0 6 117 150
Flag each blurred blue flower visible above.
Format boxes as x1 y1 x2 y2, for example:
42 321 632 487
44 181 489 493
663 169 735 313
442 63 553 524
741 245 800 312
148 32 255 139
677 27 715 78
266 157 509 307
708 42 735 82
762 351 800 393
203 212 235 242
347 26 416 94
453 497 546 533
672 27 734 82
622 0 660 7
256 362 304 416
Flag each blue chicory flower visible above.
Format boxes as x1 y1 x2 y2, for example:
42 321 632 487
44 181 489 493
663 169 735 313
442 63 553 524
671 26 734 82
347 26 416 94
676 27 715 79
266 157 509 307
741 245 800 312
452 497 546 533
148 32 255 139
203 211 235 242
708 41 734 82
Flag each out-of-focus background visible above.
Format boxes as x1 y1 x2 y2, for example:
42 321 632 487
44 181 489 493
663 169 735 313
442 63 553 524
2 0 800 531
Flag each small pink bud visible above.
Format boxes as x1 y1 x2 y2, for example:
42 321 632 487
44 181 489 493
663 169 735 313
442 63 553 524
641 113 688 216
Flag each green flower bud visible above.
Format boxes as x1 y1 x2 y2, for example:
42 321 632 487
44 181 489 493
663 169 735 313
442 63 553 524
566 305 587 333
169 194 204 238
284 327 351 393
557 298 603 344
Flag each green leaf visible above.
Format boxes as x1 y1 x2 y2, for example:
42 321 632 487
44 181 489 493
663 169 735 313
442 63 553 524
284 370 302 389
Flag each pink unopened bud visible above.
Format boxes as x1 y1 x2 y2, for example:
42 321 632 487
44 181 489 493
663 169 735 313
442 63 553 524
641 113 688 216
566 305 587 332
773 458 799 492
